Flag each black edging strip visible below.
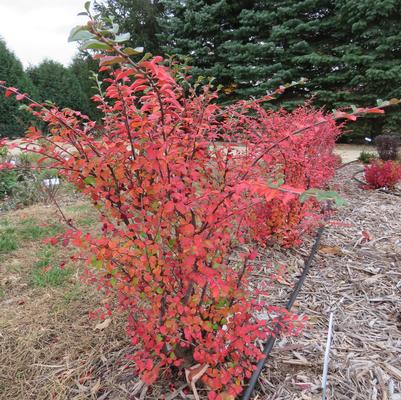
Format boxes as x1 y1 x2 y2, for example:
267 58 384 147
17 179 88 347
241 225 325 400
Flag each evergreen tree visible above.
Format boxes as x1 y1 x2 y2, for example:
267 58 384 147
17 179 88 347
334 0 401 136
27 60 89 114
94 0 164 54
161 0 256 95
223 1 340 105
0 39 37 138
161 0 401 139
162 0 342 104
69 55 101 120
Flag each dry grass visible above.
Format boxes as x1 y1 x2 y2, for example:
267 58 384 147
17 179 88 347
1 164 401 399
0 203 135 400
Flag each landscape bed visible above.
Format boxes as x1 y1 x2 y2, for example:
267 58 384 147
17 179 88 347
1 162 400 400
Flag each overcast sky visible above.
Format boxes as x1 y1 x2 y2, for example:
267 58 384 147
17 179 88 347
0 0 98 68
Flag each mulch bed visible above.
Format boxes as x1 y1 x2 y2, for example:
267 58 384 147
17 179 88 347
253 162 401 400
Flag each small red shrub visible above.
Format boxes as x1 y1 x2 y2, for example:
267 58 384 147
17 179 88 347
240 107 341 246
364 160 401 189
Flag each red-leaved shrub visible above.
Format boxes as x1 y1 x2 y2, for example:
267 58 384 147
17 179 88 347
364 160 401 189
0 11 385 399
238 107 341 246
0 66 333 399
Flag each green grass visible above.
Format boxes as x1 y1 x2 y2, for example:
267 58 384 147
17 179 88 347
76 215 98 227
18 218 63 240
0 217 63 254
0 227 18 253
30 246 72 287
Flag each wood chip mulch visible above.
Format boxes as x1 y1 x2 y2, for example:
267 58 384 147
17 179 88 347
253 163 401 400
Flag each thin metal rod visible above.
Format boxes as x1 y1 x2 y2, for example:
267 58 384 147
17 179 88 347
322 312 334 400
241 225 325 400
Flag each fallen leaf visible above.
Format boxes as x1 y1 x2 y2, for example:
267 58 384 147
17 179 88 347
220 392 235 400
361 230 374 243
78 371 92 384
319 245 344 256
94 318 111 330
276 275 292 286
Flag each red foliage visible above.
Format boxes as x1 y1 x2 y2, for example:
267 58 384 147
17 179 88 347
248 197 320 247
364 160 401 189
239 107 341 246
0 25 347 399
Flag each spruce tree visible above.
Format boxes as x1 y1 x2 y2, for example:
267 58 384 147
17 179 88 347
223 1 340 105
161 0 401 139
334 0 401 137
161 0 256 95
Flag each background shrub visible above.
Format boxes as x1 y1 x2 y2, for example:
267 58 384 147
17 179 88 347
364 160 401 189
375 134 400 161
0 150 59 210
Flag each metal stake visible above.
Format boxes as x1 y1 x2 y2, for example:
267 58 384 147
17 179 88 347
322 312 334 400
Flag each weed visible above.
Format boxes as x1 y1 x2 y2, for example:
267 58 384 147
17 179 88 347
358 150 377 164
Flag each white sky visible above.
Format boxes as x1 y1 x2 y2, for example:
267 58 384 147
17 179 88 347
0 0 95 68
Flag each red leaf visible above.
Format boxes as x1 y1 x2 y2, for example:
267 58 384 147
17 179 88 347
334 111 357 121
365 107 385 114
5 87 17 97
180 224 195 236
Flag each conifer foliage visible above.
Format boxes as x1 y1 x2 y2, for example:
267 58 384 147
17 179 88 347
161 0 401 138
0 39 37 138
27 60 90 114
94 0 165 54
